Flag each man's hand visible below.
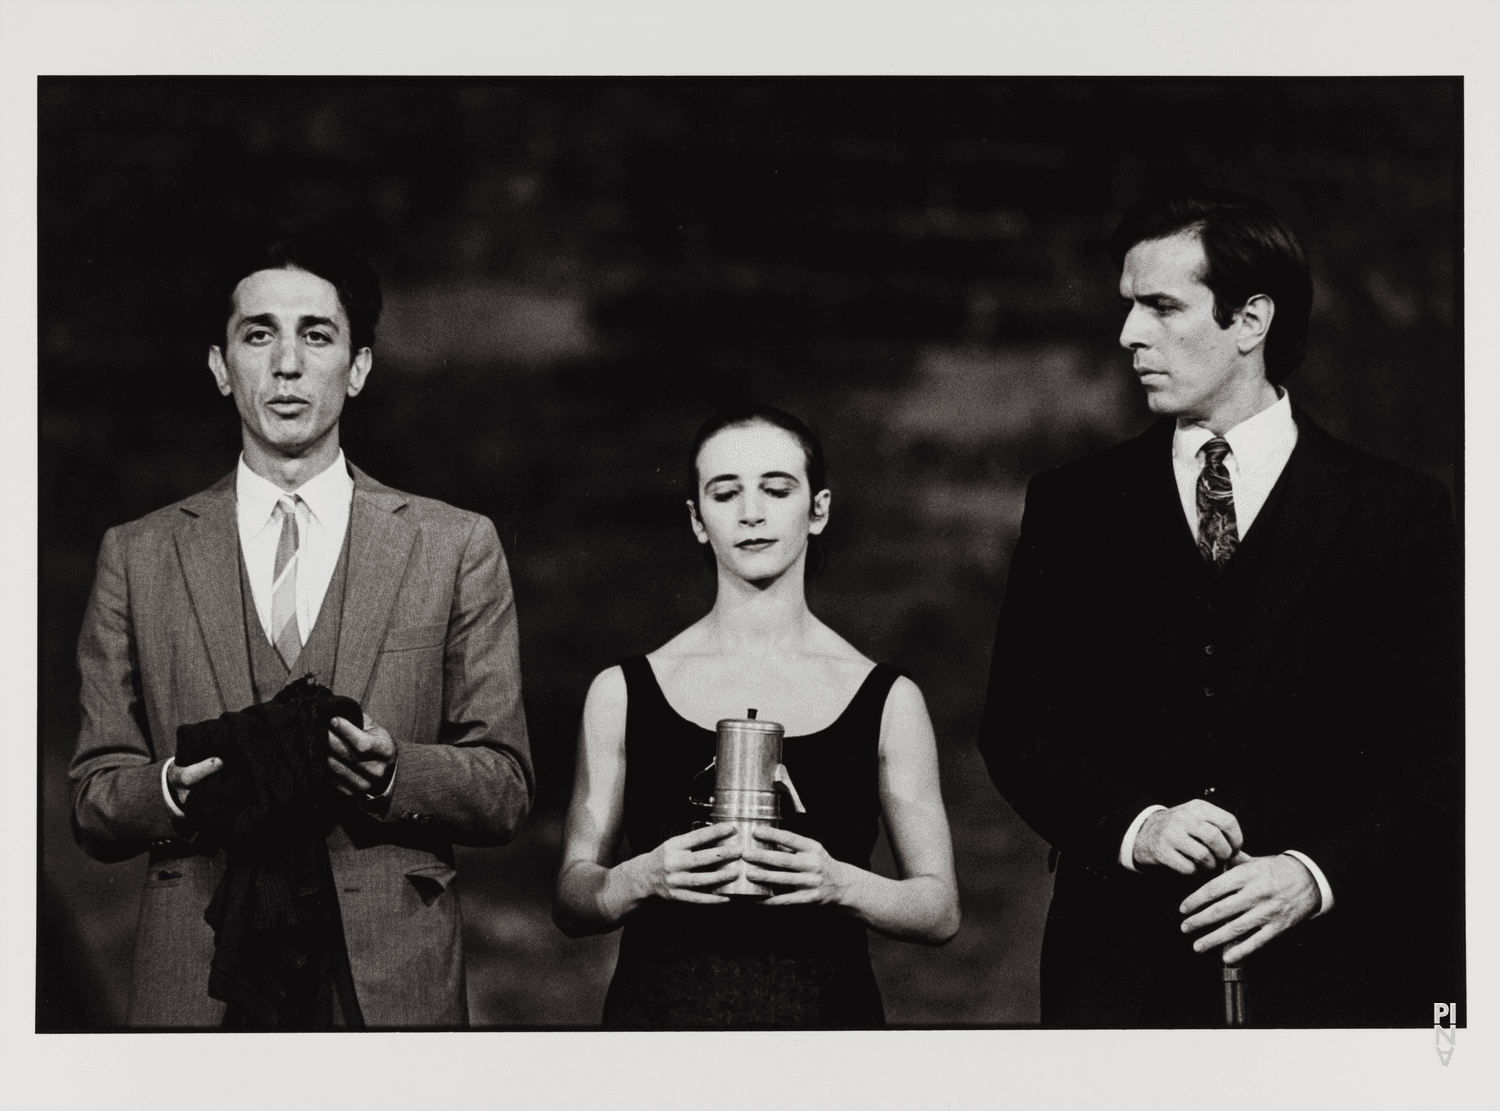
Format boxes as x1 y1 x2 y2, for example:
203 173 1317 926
166 757 222 810
1179 853 1321 964
327 714 396 797
1133 799 1244 874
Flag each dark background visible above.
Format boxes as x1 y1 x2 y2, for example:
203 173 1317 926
37 77 1460 1029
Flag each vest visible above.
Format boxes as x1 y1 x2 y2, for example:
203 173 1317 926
1175 464 1300 807
238 526 353 704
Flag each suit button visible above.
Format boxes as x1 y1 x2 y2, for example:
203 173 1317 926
1204 687 1216 698
1204 644 1216 655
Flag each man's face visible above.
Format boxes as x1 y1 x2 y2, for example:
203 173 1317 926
208 266 371 461
1118 231 1255 425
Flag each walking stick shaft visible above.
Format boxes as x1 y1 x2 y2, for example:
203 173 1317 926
1223 964 1246 1026
1216 860 1247 1025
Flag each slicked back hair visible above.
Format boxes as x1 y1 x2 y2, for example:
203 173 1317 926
686 403 829 580
210 224 383 356
1109 189 1313 383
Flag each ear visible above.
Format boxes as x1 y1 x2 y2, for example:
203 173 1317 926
208 346 233 397
346 347 374 396
686 500 709 545
1235 294 1275 356
808 488 831 536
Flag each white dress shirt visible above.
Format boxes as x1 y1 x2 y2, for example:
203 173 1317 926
236 451 354 648
1171 388 1299 543
1117 390 1333 916
162 452 394 818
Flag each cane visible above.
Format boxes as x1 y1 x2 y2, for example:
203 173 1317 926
1222 962 1246 1026
1219 859 1246 1026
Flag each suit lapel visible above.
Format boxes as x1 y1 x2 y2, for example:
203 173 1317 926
174 471 255 713
1223 412 1359 709
333 465 418 704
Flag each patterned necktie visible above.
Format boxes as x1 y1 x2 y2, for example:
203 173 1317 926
271 495 302 669
1196 438 1239 568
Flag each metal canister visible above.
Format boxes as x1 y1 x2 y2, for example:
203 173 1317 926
710 713 806 896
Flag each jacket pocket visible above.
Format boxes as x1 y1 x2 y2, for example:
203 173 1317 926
381 622 447 653
405 863 458 907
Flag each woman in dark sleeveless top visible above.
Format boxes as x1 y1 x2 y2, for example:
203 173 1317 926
554 405 960 1028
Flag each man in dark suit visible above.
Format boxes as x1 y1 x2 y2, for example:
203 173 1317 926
69 227 534 1026
978 190 1461 1027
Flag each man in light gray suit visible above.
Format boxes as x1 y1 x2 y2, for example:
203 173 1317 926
69 227 533 1028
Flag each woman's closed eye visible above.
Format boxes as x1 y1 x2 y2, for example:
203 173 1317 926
706 476 798 502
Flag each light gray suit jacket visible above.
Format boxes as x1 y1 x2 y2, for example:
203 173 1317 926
69 463 533 1027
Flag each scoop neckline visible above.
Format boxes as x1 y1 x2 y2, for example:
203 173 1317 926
640 656 883 740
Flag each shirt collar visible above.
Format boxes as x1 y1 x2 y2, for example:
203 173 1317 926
293 450 354 529
236 450 353 535
1172 387 1295 469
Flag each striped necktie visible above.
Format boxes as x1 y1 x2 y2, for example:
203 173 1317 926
271 495 302 669
1196 437 1239 568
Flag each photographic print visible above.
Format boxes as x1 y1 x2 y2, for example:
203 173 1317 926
37 75 1461 1034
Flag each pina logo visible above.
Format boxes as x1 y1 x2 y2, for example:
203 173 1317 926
1434 1003 1457 1066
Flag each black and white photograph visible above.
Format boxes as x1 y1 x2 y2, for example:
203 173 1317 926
5 3 1497 1109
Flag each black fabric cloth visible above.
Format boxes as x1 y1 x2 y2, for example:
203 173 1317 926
978 411 1463 1027
176 677 367 1030
602 655 896 1029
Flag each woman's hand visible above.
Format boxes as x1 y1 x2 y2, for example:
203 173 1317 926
557 668 751 934
743 826 854 907
627 822 743 905
732 678 960 945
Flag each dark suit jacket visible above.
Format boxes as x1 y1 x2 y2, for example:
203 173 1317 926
69 463 534 1027
978 411 1461 1027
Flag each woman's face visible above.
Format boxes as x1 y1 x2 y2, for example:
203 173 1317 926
690 421 830 585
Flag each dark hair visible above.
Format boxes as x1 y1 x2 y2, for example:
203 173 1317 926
685 404 829 580
1108 189 1313 383
210 224 383 355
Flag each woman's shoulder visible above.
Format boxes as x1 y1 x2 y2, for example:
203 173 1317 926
874 673 934 755
584 663 629 712
575 665 632 757
880 672 926 711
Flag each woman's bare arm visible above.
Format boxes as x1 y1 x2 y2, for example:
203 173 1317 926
553 667 739 936
745 676 961 944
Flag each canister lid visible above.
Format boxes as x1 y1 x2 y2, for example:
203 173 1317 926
716 716 783 735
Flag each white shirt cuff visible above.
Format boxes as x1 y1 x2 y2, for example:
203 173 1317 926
1120 804 1168 871
361 760 399 807
161 757 187 819
1282 850 1335 917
